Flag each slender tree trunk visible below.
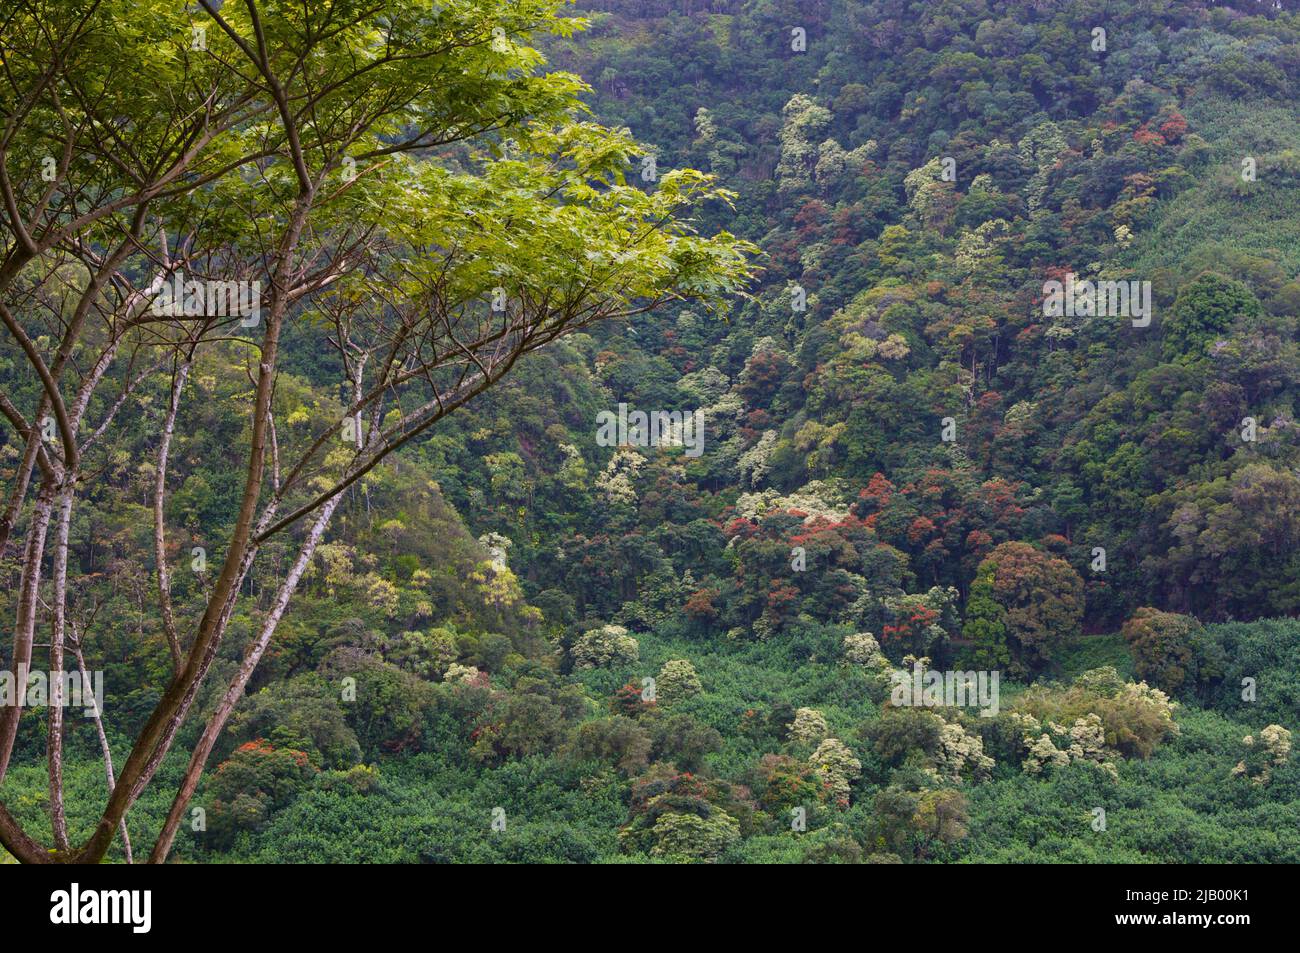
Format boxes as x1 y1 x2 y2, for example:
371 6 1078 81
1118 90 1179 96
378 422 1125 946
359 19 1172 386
47 484 75 850
0 480 57 783
155 361 191 675
0 426 41 559
149 493 342 862
70 631 132 863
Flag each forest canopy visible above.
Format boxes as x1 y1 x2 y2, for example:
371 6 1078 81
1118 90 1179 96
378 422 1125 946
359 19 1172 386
3 0 1300 866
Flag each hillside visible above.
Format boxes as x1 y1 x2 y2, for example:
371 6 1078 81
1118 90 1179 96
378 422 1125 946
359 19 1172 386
2 0 1299 866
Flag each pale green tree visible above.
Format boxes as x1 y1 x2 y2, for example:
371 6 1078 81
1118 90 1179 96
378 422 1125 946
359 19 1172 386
0 0 752 864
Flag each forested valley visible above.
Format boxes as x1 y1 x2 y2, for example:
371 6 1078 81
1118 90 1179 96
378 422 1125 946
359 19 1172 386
3 0 1300 864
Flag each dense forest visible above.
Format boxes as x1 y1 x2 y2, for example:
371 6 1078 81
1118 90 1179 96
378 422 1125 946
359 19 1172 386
3 0 1300 864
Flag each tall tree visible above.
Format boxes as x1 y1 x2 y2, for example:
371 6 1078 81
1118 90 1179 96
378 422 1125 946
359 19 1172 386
0 0 751 863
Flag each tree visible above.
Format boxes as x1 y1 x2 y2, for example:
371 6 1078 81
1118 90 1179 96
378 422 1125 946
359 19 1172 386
963 561 1009 669
647 713 721 773
648 809 740 862
568 717 652 776
1232 725 1292 785
789 707 829 746
809 737 861 806
870 785 968 861
203 739 316 848
1161 273 1262 364
0 0 751 864
656 659 702 705
571 624 640 670
1121 607 1201 694
968 542 1083 676
1015 668 1179 761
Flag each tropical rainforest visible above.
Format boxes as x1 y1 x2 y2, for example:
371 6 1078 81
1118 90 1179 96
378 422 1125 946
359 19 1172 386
3 0 1300 864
